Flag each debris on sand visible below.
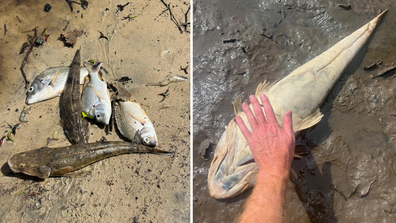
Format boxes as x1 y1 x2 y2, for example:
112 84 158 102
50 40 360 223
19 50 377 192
117 2 130 12
338 4 352 10
198 139 211 157
360 178 376 197
98 30 109 41
370 64 396 78
44 3 52 12
363 60 382 71
146 74 188 87
60 29 83 47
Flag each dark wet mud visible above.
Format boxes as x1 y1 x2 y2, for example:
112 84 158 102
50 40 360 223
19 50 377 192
193 0 396 222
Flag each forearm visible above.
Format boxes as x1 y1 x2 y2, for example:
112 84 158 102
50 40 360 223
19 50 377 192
238 172 289 223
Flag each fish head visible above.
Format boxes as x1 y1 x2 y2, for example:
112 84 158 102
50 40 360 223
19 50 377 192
136 123 158 147
7 148 52 178
26 80 49 104
207 116 259 199
94 104 111 125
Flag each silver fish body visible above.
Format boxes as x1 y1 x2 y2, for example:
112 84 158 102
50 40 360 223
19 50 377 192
208 10 388 199
81 62 112 125
26 67 89 104
114 100 158 147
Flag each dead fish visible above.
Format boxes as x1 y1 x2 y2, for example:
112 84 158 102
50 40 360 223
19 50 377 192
7 141 170 179
81 62 112 125
111 82 158 146
59 50 90 145
146 74 188 87
26 66 89 104
208 10 388 199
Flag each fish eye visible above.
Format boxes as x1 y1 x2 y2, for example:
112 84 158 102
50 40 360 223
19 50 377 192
19 163 26 168
96 114 101 118
143 137 150 144
28 87 34 92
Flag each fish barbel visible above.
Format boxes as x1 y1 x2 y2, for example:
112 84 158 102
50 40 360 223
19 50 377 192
208 10 388 199
26 67 89 104
8 141 171 179
81 62 112 125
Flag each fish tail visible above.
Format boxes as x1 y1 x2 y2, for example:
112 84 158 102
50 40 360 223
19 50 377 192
83 61 103 76
130 145 172 154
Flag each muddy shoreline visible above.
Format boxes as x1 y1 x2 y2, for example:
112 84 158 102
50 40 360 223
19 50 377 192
193 0 396 222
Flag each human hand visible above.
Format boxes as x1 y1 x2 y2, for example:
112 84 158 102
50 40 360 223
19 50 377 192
235 94 295 180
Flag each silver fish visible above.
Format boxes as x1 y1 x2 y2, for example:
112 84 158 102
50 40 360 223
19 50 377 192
208 10 388 199
112 83 158 147
81 62 112 125
26 67 89 104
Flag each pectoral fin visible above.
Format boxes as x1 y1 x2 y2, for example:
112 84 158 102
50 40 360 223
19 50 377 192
36 166 52 179
294 109 323 132
233 96 243 115
50 66 63 87
255 79 279 97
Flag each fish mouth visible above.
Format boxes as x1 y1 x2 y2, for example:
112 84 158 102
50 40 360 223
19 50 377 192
207 118 259 199
7 154 19 173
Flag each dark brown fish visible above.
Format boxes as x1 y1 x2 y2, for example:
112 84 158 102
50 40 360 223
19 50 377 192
8 141 171 179
59 49 89 144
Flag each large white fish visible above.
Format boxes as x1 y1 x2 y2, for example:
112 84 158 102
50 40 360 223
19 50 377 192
81 62 112 125
208 10 388 199
26 67 89 104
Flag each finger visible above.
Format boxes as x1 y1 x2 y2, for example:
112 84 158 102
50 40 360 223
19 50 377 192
235 116 252 140
260 94 277 124
249 95 267 125
241 102 259 131
282 111 294 137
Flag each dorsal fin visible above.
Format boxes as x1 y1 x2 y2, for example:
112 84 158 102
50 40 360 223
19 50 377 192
255 79 279 97
50 65 63 87
233 96 243 116
294 108 323 132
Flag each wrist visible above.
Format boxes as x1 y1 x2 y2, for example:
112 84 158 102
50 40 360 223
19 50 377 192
256 169 289 185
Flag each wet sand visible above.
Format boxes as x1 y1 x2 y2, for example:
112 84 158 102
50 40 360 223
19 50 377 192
193 0 396 222
0 0 190 222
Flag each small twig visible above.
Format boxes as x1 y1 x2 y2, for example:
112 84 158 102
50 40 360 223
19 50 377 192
0 136 6 146
180 65 189 74
159 87 170 102
338 4 352 10
25 192 40 198
363 61 382 71
370 64 396 78
223 39 237 43
160 1 183 33
117 2 130 12
20 27 38 89
65 0 73 12
98 30 109 41
4 24 7 36
16 16 21 23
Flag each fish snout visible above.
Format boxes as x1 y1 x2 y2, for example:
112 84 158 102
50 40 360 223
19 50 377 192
138 127 158 147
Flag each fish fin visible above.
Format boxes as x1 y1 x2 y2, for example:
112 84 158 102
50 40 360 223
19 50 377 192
233 96 243 116
50 65 63 87
294 109 323 132
255 79 279 97
36 166 52 179
62 169 92 178
129 111 147 124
